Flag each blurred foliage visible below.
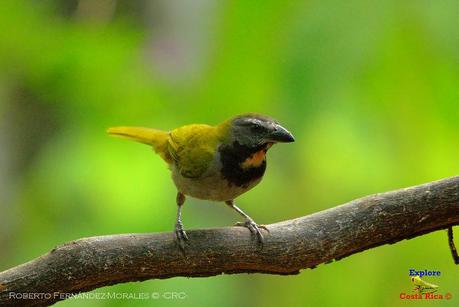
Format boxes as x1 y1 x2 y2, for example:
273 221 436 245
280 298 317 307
1 0 458 306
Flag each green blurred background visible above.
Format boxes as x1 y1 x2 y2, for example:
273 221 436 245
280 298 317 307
0 0 458 306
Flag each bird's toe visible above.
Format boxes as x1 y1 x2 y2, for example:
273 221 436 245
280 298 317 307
235 219 267 247
175 224 189 251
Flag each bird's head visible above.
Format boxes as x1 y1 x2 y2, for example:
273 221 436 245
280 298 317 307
222 113 295 148
411 276 422 285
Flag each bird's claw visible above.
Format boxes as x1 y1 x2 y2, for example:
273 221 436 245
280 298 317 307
175 224 188 251
235 219 268 247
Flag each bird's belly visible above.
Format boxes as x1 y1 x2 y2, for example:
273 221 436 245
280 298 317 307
171 168 262 201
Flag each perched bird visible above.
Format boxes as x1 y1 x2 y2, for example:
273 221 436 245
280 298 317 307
411 276 439 294
107 113 294 248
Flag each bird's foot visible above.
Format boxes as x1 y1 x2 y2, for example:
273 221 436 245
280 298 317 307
235 219 269 247
175 223 188 251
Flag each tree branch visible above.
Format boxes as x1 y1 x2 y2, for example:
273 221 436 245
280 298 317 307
1 176 459 306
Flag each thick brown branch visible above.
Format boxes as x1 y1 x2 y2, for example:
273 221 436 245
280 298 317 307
1 176 459 306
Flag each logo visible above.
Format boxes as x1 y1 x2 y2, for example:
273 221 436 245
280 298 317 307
399 269 452 300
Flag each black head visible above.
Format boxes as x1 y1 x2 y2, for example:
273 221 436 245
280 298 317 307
228 113 295 148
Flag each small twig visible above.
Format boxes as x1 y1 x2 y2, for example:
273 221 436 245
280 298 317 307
448 227 459 264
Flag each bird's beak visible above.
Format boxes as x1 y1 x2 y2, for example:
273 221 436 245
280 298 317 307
267 124 295 143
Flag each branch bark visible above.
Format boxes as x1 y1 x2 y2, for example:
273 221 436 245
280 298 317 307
1 176 459 306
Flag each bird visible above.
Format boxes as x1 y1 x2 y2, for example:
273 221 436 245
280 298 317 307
411 276 439 294
107 113 295 249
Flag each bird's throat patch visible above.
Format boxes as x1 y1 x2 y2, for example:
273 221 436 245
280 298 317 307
241 150 266 169
219 141 268 187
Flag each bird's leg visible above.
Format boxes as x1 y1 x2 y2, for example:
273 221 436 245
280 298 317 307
225 200 269 246
175 192 188 250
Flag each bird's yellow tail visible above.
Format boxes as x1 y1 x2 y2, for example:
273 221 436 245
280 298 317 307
107 126 171 163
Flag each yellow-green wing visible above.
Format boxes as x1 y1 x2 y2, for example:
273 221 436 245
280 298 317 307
168 124 220 178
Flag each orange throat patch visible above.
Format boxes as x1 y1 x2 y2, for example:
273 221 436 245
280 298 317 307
241 149 267 169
